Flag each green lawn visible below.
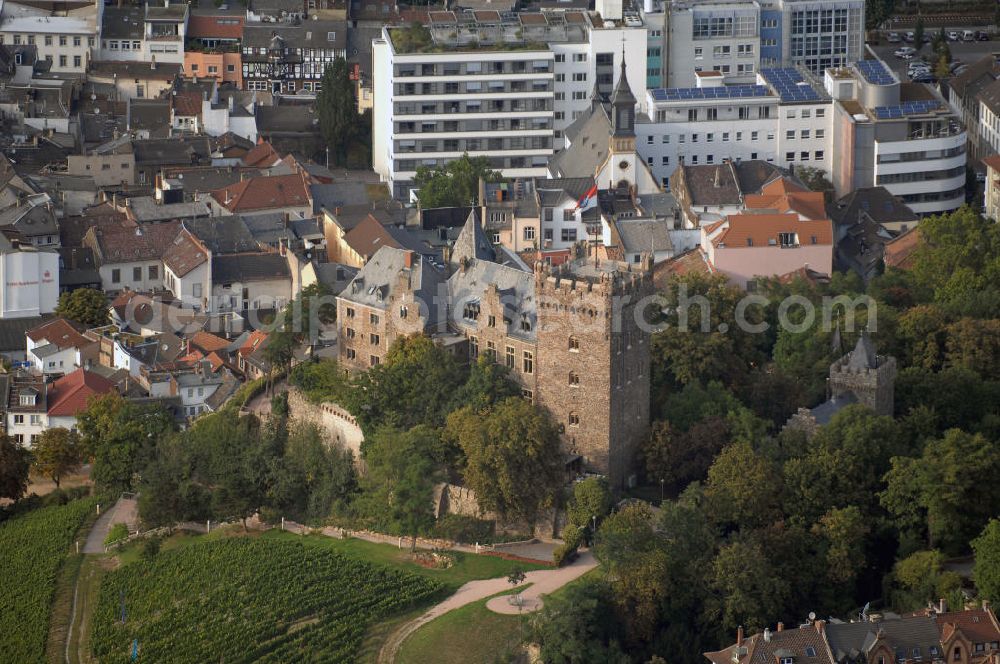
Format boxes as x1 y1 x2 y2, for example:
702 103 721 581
397 590 528 664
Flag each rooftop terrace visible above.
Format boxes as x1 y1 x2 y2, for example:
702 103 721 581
387 10 595 52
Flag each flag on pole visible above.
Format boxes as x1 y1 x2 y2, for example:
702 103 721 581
575 183 599 212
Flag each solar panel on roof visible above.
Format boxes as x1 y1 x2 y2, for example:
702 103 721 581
855 60 895 85
873 100 943 119
760 67 822 102
648 85 771 101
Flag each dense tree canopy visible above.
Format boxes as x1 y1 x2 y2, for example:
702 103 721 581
0 434 30 503
316 58 359 166
412 154 501 209
31 428 83 489
54 288 108 328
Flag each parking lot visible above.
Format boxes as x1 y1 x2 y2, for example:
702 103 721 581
869 32 1000 80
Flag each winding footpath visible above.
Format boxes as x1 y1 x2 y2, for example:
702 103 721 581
377 550 597 664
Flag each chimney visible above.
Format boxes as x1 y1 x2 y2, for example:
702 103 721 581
814 620 826 635
737 626 744 647
938 599 947 613
477 176 486 206
228 96 234 112
150 56 157 71
404 250 414 268
763 628 771 643
714 166 721 188
776 623 784 632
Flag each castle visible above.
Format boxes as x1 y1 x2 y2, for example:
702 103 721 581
784 330 897 435
334 212 653 488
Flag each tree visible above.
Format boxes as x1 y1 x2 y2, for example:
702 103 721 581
704 441 782 528
357 425 440 549
935 54 951 81
447 397 563 523
412 154 501 208
447 357 521 413
709 536 790 634
78 394 174 493
567 477 613 538
882 429 1000 554
350 334 469 432
273 421 357 523
316 58 358 166
796 166 835 202
914 18 925 51
31 428 82 489
811 506 869 586
0 434 30 503
531 580 631 664
972 519 1000 604
944 317 1000 379
54 288 108 327
892 550 962 610
641 417 731 494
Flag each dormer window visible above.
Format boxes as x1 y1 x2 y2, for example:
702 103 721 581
463 302 480 321
780 658 794 664
520 315 531 332
19 393 36 406
779 232 798 247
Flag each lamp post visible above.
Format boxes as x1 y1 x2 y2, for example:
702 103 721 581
660 478 665 504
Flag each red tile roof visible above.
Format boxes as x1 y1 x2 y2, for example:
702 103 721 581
744 177 828 220
709 213 834 248
163 229 209 277
241 141 281 168
46 369 117 417
27 318 91 350
211 172 311 213
983 154 1000 172
884 226 922 270
239 330 268 358
190 330 230 353
85 220 181 264
172 91 203 118
936 608 1000 645
187 15 245 40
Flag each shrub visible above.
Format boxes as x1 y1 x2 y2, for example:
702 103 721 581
104 523 129 547
142 536 161 561
552 525 583 567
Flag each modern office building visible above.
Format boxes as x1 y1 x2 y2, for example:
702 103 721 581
663 0 865 87
636 67 834 186
825 58 966 215
371 11 646 200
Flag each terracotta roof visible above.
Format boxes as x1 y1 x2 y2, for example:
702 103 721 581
342 213 405 259
652 248 714 289
709 213 834 248
241 141 281 168
936 609 1000 645
85 220 181 264
189 330 230 354
163 229 209 277
777 265 832 285
706 624 836 664
983 154 1000 172
27 318 91 350
884 226 922 270
46 369 117 417
172 91 203 118
744 177 827 220
187 14 244 40
238 329 268 358
205 351 227 372
211 173 310 213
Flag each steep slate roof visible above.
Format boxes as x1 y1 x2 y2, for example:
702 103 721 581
615 218 673 255
828 187 918 227
46 369 117 417
211 253 290 283
163 229 209 277
27 318 90 350
548 104 611 179
949 53 1000 99
706 625 835 664
340 246 446 323
101 6 145 40
211 172 311 213
183 217 259 254
935 608 1000 645
84 220 181 265
679 163 742 207
825 616 944 664
447 258 535 341
733 160 787 194
449 210 495 267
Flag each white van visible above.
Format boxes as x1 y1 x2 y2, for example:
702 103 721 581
962 30 975 41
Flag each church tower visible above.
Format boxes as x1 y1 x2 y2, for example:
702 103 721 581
829 331 897 416
609 58 638 189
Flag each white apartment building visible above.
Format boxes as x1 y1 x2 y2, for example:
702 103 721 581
636 67 833 186
663 0 865 88
97 2 187 65
826 58 966 215
0 0 100 74
372 11 646 200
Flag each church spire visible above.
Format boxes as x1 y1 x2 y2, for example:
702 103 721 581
610 56 636 137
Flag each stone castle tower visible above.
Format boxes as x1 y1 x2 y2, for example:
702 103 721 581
828 331 897 417
532 257 654 489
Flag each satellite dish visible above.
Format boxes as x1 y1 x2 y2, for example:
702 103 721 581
808 612 816 621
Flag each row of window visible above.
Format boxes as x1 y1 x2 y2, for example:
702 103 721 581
692 44 755 59
111 265 158 284
2 34 88 47
344 328 380 347
470 339 534 374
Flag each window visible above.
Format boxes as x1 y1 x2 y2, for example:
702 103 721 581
345 327 355 339
520 315 532 332
370 333 380 346
111 268 121 284
954 647 962 661
523 351 533 374
523 226 535 241
73 36 81 46
59 55 67 67
44 35 52 46
816 129 825 139
707 133 714 143
149 265 158 280
688 109 698 122
801 151 810 161
193 283 203 298
751 131 758 141
801 129 810 139
522 389 533 400
463 302 480 321
13 414 24 424
59 36 67 46
191 63 199 72
469 336 480 359
74 55 81 67
345 348 356 360
568 336 580 351
815 150 825 160
805 648 817 658
133 267 142 282
505 346 515 369
555 54 565 63
786 130 795 140
399 306 408 319
228 64 236 73
370 355 380 367
561 229 577 243
786 151 795 161
569 412 580 426
208 65 218 74
30 415 41 425
816 108 825 118
568 371 580 386
662 156 669 166
572 72 586 82
573 53 587 62
692 134 699 143
486 341 496 361
370 313 379 324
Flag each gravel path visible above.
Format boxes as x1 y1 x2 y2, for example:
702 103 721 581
82 497 137 554
377 551 597 663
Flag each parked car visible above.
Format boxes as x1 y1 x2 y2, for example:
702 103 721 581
923 34 933 44
975 31 991 41
962 30 975 41
894 46 917 58
948 31 960 41
949 60 965 73
908 59 928 69
888 32 902 43
911 73 937 83
901 52 917 60
905 32 915 42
